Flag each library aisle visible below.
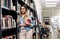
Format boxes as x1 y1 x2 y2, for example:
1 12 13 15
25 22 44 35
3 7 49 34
39 27 60 39
0 0 60 39
40 32 60 39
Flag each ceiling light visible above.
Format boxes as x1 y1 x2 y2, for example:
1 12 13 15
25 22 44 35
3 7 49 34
46 5 56 7
45 2 57 5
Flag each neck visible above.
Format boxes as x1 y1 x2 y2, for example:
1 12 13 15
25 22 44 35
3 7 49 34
21 14 25 17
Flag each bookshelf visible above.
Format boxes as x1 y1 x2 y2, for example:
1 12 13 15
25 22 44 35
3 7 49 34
1 0 18 39
18 0 35 13
2 28 17 38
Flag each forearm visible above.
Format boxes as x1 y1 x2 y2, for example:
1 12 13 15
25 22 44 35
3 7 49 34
18 24 26 26
25 23 31 26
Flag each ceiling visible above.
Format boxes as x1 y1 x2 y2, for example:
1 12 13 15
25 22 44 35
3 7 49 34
42 0 60 10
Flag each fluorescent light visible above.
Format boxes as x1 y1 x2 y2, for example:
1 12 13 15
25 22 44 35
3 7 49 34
46 5 56 7
45 2 57 5
45 0 59 1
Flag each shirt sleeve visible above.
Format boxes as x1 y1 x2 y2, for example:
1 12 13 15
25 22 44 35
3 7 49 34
18 17 24 24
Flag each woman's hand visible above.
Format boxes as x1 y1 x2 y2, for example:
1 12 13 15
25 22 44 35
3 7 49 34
18 24 26 26
24 17 31 26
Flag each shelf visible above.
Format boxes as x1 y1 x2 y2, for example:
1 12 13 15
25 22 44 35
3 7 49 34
18 0 37 17
18 0 35 12
2 6 16 11
1 6 10 10
2 28 17 38
2 7 17 20
2 26 16 30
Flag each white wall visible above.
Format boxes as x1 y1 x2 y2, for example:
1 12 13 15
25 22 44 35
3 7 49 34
42 8 60 22
42 8 60 18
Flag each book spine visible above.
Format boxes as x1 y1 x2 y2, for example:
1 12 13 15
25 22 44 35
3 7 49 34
13 35 16 39
1 0 4 6
4 0 6 7
25 0 29 5
12 6 16 10
30 3 33 9
5 18 8 29
2 15 16 29
10 0 16 10
8 0 10 8
8 18 11 28
10 0 13 9
2 17 6 29
17 3 21 13
6 0 8 7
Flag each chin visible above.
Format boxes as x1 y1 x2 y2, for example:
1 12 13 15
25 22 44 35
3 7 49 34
22 12 24 13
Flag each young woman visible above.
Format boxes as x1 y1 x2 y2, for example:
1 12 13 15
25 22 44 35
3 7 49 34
18 5 33 39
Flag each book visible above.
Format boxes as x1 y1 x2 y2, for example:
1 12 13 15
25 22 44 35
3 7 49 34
2 15 16 29
12 6 16 10
1 0 15 10
4 15 12 28
10 0 13 9
5 18 8 28
3 0 7 7
17 3 21 13
8 0 11 8
25 0 30 5
27 10 30 16
2 36 13 39
10 0 16 11
12 19 16 28
2 35 16 39
30 3 33 9
13 35 16 39
1 0 4 6
2 17 6 29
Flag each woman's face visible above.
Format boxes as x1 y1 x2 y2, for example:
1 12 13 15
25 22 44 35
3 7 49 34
42 22 45 26
20 6 26 14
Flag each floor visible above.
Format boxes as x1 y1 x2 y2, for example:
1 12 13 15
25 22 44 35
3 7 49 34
37 31 60 39
34 28 60 39
42 32 60 39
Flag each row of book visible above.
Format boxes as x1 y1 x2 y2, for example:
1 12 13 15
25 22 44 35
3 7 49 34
1 0 16 10
17 3 21 13
2 15 16 29
22 0 34 9
1 0 34 12
22 0 30 5
2 35 16 39
17 2 33 16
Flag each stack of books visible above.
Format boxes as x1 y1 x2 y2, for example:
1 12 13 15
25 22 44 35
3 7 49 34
2 15 16 29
